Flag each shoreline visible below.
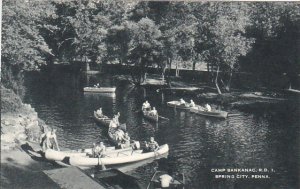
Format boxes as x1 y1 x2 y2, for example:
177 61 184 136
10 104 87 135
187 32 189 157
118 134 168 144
1 142 60 189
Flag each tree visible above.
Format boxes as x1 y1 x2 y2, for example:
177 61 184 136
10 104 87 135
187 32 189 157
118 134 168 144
125 18 163 85
2 0 56 94
195 2 254 94
241 2 300 89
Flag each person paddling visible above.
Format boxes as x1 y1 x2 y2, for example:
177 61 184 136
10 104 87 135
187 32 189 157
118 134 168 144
146 137 159 152
205 103 212 112
93 142 106 158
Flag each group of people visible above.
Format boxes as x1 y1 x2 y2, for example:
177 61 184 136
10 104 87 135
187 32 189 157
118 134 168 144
142 100 158 116
179 98 211 112
93 83 100 88
39 102 162 154
107 112 132 148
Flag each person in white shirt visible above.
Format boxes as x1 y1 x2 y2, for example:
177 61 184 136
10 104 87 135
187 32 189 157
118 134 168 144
93 142 106 157
96 108 103 117
190 100 195 107
205 104 212 112
142 100 151 110
179 98 186 105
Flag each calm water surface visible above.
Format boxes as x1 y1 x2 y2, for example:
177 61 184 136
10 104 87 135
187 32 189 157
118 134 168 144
24 71 300 189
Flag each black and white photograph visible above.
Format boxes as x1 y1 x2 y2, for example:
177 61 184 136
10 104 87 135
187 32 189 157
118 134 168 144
1 0 300 189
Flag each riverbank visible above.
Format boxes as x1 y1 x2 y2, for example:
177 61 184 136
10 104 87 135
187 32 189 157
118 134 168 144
1 87 58 188
1 87 47 150
1 142 60 189
114 74 288 108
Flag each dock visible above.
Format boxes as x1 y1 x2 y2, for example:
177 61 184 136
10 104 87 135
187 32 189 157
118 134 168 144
285 88 300 94
162 87 200 92
44 167 106 189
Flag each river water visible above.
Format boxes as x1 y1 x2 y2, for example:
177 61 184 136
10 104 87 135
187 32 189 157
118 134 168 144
24 71 299 189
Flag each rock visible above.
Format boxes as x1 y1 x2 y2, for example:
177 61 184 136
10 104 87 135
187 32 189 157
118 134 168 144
1 133 16 143
17 133 27 141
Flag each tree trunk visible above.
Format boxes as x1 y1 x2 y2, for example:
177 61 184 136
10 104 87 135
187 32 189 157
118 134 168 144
193 60 196 71
175 61 179 77
215 66 222 94
227 70 233 92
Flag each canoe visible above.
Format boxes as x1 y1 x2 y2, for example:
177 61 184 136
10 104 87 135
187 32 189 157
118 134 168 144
93 111 111 127
190 106 228 119
92 169 144 189
146 170 185 189
45 146 133 161
168 101 228 119
167 101 191 110
64 144 169 168
107 129 134 149
93 111 127 131
142 110 159 122
84 87 116 93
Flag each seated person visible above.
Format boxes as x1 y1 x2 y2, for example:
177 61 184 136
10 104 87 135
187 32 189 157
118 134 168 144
109 119 118 132
114 113 120 126
142 100 151 111
179 98 186 105
96 108 103 117
160 174 173 188
115 129 125 141
93 142 106 157
146 137 159 152
205 103 212 112
120 132 131 148
190 100 195 107
150 107 158 116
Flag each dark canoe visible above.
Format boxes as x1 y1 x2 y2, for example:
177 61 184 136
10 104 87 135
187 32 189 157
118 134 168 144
167 101 191 110
190 106 228 119
93 111 111 127
84 87 116 93
142 110 159 122
146 170 185 189
92 169 144 189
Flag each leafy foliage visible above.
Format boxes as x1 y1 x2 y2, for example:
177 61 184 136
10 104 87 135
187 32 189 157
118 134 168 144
2 0 300 90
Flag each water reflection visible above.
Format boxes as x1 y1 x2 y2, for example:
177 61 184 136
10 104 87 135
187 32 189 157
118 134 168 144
24 73 300 189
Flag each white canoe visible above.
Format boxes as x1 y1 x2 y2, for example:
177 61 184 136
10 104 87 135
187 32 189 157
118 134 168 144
68 144 169 168
45 146 134 161
142 110 159 122
167 101 191 110
190 106 228 119
84 87 116 93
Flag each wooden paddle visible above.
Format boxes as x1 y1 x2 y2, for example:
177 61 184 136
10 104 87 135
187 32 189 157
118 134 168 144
158 116 169 121
227 113 241 117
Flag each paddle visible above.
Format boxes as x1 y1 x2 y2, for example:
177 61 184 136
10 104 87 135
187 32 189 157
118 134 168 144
97 156 106 170
227 113 241 117
158 116 169 121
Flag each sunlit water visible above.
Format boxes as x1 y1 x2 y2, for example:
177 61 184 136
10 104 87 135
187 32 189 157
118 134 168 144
24 71 300 189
